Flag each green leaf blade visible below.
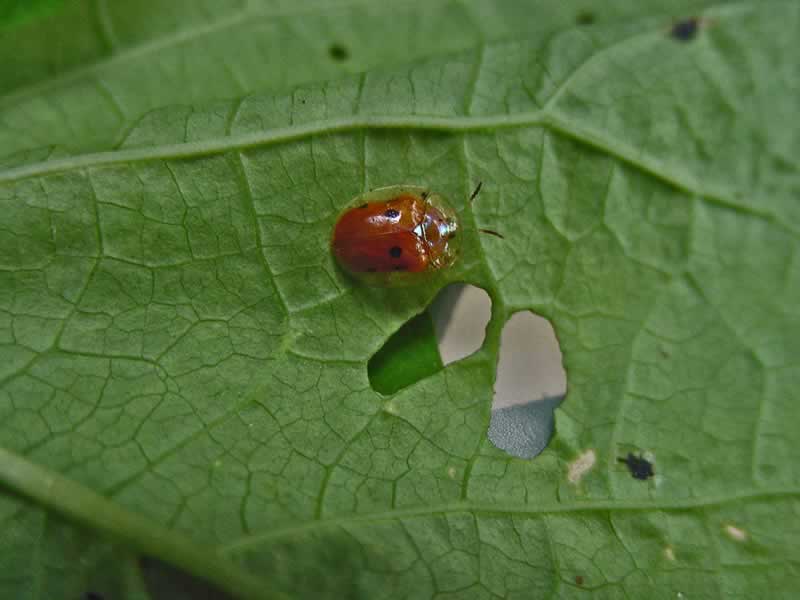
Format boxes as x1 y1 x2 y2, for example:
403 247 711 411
1 2 799 598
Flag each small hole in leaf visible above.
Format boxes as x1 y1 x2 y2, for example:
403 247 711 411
575 10 596 25
329 43 349 62
368 284 491 395
487 311 566 459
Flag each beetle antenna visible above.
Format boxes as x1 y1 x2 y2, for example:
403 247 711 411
469 181 483 203
479 228 504 239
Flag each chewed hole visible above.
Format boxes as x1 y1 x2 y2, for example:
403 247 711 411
368 284 491 395
429 283 491 366
487 311 566 459
368 311 443 395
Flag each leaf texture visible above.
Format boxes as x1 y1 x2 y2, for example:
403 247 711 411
1 1 798 599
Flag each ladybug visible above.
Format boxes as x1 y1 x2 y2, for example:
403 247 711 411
331 185 463 286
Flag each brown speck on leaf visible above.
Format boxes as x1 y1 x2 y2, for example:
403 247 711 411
670 17 712 42
329 43 349 61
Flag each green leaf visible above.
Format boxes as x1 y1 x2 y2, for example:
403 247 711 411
2 1 799 599
0 0 65 30
1 0 731 155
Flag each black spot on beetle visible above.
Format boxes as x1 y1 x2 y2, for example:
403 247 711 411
671 17 700 41
618 453 654 480
393 265 407 271
576 11 595 26
329 43 349 61
389 246 402 258
384 208 400 218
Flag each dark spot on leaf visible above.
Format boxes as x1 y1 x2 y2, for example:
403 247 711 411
671 17 699 41
575 575 584 586
576 11 595 25
358 203 368 209
618 452 654 480
84 593 105 600
329 43 349 61
384 208 400 218
389 246 402 258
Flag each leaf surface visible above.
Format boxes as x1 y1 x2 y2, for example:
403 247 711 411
1 2 799 599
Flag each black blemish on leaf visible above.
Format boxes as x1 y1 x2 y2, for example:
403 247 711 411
84 593 105 600
389 246 402 258
384 208 400 218
671 17 700 41
576 11 595 26
618 453 654 480
575 575 585 586
329 43 349 62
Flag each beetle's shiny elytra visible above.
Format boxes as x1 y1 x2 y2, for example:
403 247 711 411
331 186 461 286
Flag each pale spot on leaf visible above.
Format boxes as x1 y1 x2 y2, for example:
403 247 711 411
567 449 596 484
724 524 748 541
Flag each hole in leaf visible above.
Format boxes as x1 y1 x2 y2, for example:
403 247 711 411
368 312 443 395
487 311 566 459
368 284 491 395
429 283 491 366
328 43 349 62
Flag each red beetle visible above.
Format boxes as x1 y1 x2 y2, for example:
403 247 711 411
332 185 472 286
332 183 501 286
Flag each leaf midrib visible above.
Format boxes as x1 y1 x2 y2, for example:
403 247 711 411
221 486 800 554
0 109 782 232
0 446 287 600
